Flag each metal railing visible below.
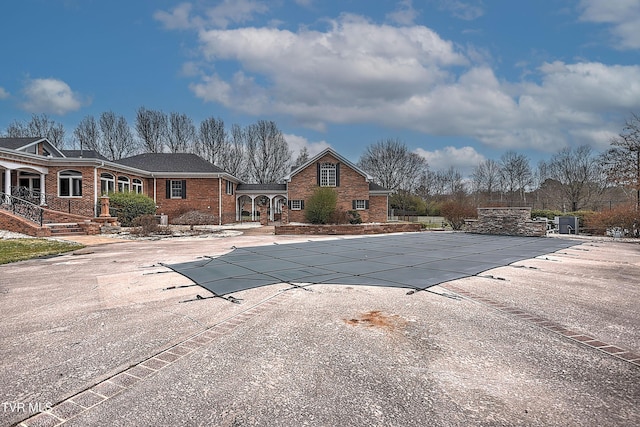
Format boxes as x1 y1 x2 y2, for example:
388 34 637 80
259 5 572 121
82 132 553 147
10 186 95 217
1 192 44 226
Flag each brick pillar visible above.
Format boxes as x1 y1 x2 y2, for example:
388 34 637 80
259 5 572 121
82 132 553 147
259 204 268 225
281 203 289 224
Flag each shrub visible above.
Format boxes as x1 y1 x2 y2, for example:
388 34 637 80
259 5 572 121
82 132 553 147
531 209 563 220
440 201 477 230
171 210 217 225
348 210 362 224
329 209 350 225
583 205 639 237
107 192 156 226
305 187 338 224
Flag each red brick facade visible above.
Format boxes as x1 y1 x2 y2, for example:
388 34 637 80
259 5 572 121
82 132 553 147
154 178 237 223
286 152 388 223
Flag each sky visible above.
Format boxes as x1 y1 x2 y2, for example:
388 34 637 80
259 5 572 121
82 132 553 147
1 0 639 176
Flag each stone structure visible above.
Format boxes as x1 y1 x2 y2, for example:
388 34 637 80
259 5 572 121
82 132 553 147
464 207 546 237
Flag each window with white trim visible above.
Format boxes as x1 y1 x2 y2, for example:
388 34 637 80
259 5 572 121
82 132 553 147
354 199 367 210
100 173 115 194
171 180 184 198
59 170 82 197
320 162 336 187
117 176 130 192
290 200 303 210
226 180 234 195
132 179 143 194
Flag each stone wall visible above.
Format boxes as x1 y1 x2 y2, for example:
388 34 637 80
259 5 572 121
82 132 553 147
275 222 421 235
464 207 546 237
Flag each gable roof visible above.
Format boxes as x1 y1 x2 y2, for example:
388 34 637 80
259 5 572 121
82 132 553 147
62 149 110 161
115 153 227 174
283 147 372 182
0 137 65 157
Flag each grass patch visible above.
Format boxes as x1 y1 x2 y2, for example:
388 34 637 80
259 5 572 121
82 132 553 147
0 239 85 264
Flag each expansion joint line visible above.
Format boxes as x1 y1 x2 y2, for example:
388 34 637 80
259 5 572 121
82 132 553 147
441 283 640 368
15 291 293 427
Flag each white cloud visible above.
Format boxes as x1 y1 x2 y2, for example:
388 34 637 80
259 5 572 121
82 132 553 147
193 15 467 128
154 1 268 30
578 0 640 49
415 146 485 174
437 0 485 21
154 2 196 30
163 8 640 155
20 78 85 115
0 87 9 99
387 0 419 26
284 133 331 157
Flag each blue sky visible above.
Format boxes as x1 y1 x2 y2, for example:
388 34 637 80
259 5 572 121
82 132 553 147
1 0 639 175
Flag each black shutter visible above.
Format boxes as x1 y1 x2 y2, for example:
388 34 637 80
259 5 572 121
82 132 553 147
166 180 171 199
287 200 291 209
352 200 356 209
181 180 187 199
316 163 321 186
336 163 340 186
365 199 370 209
301 200 305 210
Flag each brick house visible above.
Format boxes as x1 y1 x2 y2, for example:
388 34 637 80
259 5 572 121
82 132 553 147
1 138 240 230
234 148 390 224
2 139 389 235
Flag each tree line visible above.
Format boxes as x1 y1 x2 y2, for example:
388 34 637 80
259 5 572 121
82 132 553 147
3 110 639 212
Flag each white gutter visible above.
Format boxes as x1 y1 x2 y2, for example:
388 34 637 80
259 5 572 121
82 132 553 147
218 178 222 225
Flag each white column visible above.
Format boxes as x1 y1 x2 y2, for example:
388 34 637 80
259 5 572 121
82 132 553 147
269 196 275 221
251 196 256 221
40 172 46 205
3 169 11 205
4 168 10 194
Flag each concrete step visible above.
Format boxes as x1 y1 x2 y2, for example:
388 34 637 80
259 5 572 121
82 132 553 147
45 223 87 236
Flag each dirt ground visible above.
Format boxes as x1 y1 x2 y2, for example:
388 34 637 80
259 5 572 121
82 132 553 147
0 230 638 426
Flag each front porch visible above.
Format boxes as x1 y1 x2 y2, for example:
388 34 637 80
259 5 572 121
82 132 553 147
235 184 287 222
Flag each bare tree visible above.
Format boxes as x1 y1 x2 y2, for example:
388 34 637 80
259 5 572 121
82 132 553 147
167 112 196 153
358 138 427 192
222 124 246 180
500 151 532 205
472 159 502 203
294 147 310 168
99 111 135 160
73 115 100 153
197 116 226 164
5 114 66 148
245 120 291 183
545 145 604 211
439 167 466 198
601 112 640 209
135 107 167 153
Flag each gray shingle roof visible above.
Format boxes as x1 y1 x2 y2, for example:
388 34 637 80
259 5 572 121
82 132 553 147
0 137 42 150
115 153 226 173
236 183 287 191
62 149 110 161
369 182 390 192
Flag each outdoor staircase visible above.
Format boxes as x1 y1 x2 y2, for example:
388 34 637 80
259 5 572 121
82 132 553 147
45 223 87 236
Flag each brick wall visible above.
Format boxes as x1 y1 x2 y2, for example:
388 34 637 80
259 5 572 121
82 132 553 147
464 207 547 237
287 153 381 223
0 210 51 237
154 178 236 224
275 223 421 235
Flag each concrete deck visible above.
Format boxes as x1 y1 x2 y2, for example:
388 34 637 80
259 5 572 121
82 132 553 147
1 231 638 426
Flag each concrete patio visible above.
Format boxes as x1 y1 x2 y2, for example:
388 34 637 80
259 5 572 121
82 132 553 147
1 231 638 426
